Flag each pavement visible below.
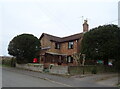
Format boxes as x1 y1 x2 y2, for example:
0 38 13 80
72 73 118 87
2 67 119 87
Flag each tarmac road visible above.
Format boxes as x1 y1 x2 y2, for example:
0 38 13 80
2 67 119 87
2 67 68 87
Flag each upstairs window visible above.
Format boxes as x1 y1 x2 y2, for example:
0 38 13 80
68 41 74 49
55 43 60 49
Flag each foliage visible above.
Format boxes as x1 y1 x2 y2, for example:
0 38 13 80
72 53 81 65
2 59 11 67
8 34 40 64
81 24 120 65
2 57 16 67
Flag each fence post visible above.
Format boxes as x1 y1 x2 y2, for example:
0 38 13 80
82 66 85 75
68 66 70 74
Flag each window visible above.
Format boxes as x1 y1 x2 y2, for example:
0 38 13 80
68 41 74 49
55 43 60 49
67 56 73 63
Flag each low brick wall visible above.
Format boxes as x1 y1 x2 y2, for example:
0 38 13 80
68 65 116 75
68 65 95 75
16 63 44 72
49 65 69 75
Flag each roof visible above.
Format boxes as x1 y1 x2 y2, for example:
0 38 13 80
39 32 83 42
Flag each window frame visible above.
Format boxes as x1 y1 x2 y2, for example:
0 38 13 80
55 43 60 49
67 56 73 63
68 41 74 49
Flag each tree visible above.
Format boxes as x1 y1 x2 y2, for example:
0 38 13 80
72 53 85 66
72 53 81 66
8 34 40 64
81 24 120 65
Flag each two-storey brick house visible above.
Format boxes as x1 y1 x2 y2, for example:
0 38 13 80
39 20 89 67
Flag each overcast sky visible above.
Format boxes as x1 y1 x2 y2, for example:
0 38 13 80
0 0 119 56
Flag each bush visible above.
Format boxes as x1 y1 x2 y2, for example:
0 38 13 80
2 57 16 67
11 58 16 67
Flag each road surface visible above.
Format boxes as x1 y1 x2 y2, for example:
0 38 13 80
2 67 68 87
2 67 118 87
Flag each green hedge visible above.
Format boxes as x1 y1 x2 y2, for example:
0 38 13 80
2 58 16 67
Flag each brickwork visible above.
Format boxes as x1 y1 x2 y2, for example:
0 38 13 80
83 20 89 32
40 35 51 48
40 39 81 55
77 38 83 53
48 42 61 53
60 40 78 55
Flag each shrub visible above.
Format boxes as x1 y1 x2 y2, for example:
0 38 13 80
2 57 16 67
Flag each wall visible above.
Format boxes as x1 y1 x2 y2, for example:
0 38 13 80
16 63 69 75
40 35 80 55
16 63 44 72
69 65 96 75
40 36 60 54
48 41 61 53
40 35 51 48
60 40 78 55
16 64 116 75
68 65 116 75
77 38 83 53
49 65 69 75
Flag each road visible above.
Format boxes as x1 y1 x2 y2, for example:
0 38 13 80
2 67 67 87
2 67 118 87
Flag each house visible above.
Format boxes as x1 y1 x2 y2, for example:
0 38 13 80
39 20 89 68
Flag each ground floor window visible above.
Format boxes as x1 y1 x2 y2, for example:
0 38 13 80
67 56 73 63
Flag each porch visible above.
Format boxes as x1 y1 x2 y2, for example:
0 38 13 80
40 52 68 68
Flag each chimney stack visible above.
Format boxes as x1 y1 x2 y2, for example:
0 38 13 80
83 20 89 32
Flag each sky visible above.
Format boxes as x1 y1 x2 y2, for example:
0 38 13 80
0 0 119 56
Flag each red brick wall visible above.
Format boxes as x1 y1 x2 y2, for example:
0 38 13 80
40 35 51 48
48 42 61 53
60 40 78 55
77 38 83 53
40 36 81 56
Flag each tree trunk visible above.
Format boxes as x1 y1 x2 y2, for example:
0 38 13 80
82 58 85 66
